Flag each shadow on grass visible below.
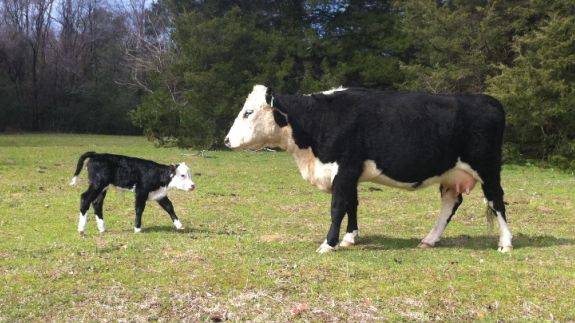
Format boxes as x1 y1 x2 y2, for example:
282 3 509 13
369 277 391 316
143 225 210 234
140 225 246 237
359 233 575 250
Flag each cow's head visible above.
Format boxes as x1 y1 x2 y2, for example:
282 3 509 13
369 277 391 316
224 85 285 150
168 163 195 191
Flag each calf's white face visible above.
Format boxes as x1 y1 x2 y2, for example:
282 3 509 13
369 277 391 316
225 85 282 150
168 163 195 191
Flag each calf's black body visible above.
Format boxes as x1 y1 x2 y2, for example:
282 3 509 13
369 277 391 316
72 152 187 232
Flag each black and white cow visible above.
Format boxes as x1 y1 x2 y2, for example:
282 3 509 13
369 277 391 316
69 152 195 234
225 85 512 253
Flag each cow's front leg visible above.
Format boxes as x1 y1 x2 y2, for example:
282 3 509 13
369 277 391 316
317 167 361 253
340 188 359 247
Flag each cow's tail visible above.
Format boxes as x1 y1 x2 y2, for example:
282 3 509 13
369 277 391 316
69 151 96 186
484 199 496 231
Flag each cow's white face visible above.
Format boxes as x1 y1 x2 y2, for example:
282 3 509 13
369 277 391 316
224 85 282 150
168 163 195 191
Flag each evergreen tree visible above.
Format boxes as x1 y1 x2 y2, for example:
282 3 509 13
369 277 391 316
487 1 575 167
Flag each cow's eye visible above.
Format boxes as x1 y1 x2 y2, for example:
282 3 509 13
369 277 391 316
243 110 254 118
181 175 185 178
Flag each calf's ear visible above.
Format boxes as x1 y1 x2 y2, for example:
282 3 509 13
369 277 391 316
169 164 177 175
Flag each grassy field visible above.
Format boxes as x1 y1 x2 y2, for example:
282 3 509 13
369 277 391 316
0 134 574 321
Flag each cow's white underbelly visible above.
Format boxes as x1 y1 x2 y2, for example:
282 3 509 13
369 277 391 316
293 150 482 193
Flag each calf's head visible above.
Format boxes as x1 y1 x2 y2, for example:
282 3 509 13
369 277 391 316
168 163 195 191
224 85 284 150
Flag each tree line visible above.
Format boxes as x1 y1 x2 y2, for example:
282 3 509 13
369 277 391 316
0 0 150 134
1 0 574 169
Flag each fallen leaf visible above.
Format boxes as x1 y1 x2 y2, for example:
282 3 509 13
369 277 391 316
290 303 310 316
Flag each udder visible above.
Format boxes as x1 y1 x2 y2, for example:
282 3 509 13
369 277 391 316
441 169 477 195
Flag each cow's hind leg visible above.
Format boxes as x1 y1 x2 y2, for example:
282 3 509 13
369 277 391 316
92 190 108 233
482 179 512 252
419 185 462 248
339 189 359 247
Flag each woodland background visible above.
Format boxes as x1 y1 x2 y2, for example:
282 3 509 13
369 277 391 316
0 0 573 169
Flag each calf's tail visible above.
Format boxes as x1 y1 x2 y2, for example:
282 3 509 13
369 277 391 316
69 151 96 186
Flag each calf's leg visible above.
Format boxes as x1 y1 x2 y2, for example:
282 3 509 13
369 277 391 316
157 197 183 230
91 190 108 233
134 192 148 233
78 184 105 234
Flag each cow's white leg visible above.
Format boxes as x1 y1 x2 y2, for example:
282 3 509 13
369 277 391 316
173 219 183 230
420 189 460 248
78 212 88 233
316 240 336 253
482 178 512 252
496 211 513 252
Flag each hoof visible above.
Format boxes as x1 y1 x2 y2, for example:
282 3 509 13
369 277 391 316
173 219 184 230
78 230 85 236
339 230 358 248
339 240 354 248
134 227 142 233
498 246 513 253
96 218 105 233
316 240 336 254
418 242 434 249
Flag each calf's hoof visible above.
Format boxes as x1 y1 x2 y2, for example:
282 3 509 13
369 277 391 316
316 240 336 254
498 246 513 253
339 230 359 248
173 219 184 230
418 242 434 249
96 219 106 233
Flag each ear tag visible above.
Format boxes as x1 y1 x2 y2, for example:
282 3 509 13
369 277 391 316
270 96 274 108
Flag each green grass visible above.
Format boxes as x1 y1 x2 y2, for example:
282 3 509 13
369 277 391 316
0 134 574 321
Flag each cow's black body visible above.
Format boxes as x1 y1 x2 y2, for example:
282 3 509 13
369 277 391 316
73 152 181 231
270 88 506 248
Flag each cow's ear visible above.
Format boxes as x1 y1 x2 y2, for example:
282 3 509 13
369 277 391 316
169 164 177 176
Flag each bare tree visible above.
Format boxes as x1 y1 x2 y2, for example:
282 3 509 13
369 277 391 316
116 0 185 105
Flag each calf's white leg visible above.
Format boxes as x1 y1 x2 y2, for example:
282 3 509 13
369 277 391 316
78 213 88 233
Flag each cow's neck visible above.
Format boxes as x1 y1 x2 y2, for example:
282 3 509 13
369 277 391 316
277 126 335 192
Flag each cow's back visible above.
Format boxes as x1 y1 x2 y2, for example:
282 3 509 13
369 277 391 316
311 90 505 183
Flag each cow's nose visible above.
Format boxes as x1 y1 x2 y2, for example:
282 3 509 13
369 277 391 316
224 137 231 147
190 184 196 191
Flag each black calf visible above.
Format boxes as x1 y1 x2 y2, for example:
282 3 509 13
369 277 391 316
70 152 195 233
